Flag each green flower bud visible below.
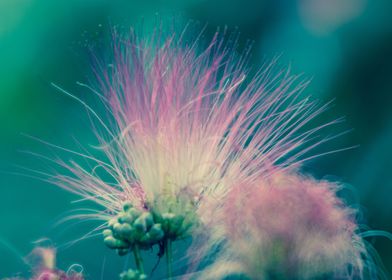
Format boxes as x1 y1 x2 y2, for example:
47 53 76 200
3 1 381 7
104 236 118 249
104 236 128 249
108 218 117 227
120 269 137 279
119 213 135 224
148 223 164 241
139 232 152 244
120 269 147 280
128 208 142 218
133 212 153 232
103 229 113 238
113 222 123 233
119 223 133 235
123 201 133 212
160 212 175 233
142 212 153 227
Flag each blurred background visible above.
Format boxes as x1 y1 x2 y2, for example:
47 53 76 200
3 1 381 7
0 0 391 278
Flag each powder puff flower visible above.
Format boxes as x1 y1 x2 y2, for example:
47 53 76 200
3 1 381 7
50 28 330 238
194 170 375 280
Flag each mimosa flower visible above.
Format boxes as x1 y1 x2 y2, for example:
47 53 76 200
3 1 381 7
51 28 330 237
194 171 373 280
52 27 333 228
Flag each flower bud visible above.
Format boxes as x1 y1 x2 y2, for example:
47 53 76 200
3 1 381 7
123 201 133 212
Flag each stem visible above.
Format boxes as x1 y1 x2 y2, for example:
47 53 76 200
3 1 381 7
132 244 144 274
165 239 173 280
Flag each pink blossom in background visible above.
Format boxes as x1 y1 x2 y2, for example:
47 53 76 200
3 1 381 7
3 247 83 280
194 170 374 279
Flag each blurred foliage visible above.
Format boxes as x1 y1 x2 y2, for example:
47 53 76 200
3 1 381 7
0 0 391 278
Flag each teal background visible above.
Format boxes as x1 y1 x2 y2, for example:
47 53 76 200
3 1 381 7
1 0 391 278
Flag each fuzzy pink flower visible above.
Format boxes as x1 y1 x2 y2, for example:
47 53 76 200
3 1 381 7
195 171 370 279
49 27 333 238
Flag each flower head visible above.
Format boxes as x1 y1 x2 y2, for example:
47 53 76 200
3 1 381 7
52 27 327 242
196 171 369 279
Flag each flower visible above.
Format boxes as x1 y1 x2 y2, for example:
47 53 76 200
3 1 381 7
194 171 372 279
51 27 328 241
3 247 84 280
30 247 83 280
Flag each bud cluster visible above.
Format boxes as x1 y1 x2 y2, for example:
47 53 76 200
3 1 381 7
152 210 195 240
103 202 164 255
150 191 199 241
119 269 147 280
103 200 199 279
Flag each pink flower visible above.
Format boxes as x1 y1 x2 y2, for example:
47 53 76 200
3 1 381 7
4 247 84 280
50 27 330 239
196 171 370 279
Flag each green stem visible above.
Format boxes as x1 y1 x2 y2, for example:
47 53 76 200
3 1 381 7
165 239 173 280
132 244 144 274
